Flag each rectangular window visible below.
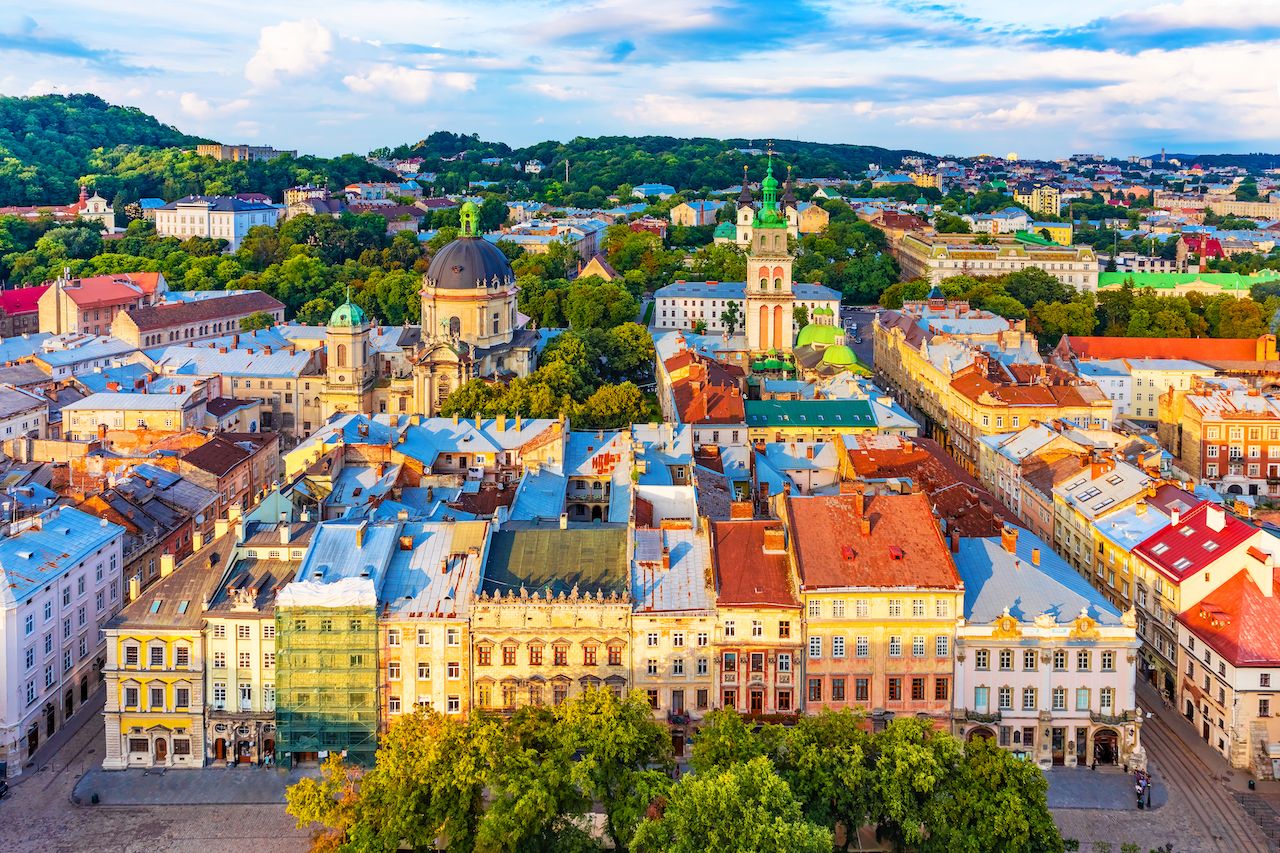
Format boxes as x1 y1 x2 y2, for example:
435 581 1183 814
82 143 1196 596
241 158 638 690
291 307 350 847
998 649 1013 670
1076 688 1091 711
935 635 949 657
934 677 949 701
832 600 846 618
751 620 763 638
175 687 190 709
974 686 989 712
856 599 869 617
975 649 989 670
150 687 165 709
888 599 902 617
832 636 846 658
887 677 902 701
724 620 736 638
387 629 401 646
855 636 869 658
175 646 190 668
998 686 1012 709
832 678 846 702
1077 650 1091 671
388 662 401 681
417 662 430 680
911 677 926 701
912 636 926 657
1024 650 1038 671
776 653 790 673
809 636 822 658
888 636 902 657
855 678 869 702
1023 687 1038 710
808 678 822 702
149 646 165 668
912 598 925 617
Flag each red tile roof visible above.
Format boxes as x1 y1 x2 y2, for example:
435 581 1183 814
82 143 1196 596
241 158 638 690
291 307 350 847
0 285 48 315
1058 335 1266 362
1134 502 1258 583
711 519 800 608
57 272 165 308
786 491 961 590
844 435 1018 537
1179 567 1280 667
123 292 284 332
666 353 745 424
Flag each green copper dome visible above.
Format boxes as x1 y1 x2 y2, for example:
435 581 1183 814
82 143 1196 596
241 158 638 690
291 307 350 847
753 155 788 229
822 345 857 367
329 298 368 328
796 323 840 348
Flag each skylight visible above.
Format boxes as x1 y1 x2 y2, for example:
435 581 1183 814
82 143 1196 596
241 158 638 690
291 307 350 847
1173 557 1192 570
149 600 162 613
1152 543 1170 555
177 600 189 614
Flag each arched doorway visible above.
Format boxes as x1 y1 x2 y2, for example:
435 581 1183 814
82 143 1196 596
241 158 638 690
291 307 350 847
967 726 996 742
213 738 227 761
591 506 602 522
1227 485 1243 495
1093 728 1119 766
154 737 168 764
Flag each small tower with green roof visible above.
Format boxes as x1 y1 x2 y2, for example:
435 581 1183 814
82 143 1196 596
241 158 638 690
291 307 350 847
323 285 375 416
745 145 797 355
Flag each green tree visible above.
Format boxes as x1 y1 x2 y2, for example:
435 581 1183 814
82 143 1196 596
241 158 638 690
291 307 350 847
921 737 1063 853
239 311 275 331
631 756 831 853
690 709 766 773
296 298 336 326
793 304 810 330
867 717 962 850
720 300 742 334
934 212 971 234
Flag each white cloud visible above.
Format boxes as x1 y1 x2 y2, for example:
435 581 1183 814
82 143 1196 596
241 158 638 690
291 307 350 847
343 64 474 103
179 92 250 119
245 19 334 87
529 82 586 101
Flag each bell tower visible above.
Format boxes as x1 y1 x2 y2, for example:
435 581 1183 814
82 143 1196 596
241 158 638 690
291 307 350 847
321 287 375 418
743 151 796 354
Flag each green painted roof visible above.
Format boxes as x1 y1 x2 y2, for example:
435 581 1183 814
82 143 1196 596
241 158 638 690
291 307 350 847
482 526 629 597
744 399 876 428
822 344 857 366
1013 230 1056 247
1097 270 1280 291
329 300 368 327
796 323 840 347
713 221 736 237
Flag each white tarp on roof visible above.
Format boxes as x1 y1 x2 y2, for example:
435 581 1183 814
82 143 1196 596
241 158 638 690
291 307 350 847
276 576 377 608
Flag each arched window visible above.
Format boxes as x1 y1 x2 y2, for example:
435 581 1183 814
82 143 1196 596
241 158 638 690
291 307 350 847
759 278 767 289
774 278 782 289
336 344 347 367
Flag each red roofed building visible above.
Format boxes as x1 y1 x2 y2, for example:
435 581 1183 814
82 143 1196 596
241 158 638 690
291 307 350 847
1133 501 1265 697
37 272 168 336
1181 234 1225 260
709 519 802 716
784 489 962 722
1054 334 1277 365
660 350 746 446
0 284 48 336
1177 560 1280 770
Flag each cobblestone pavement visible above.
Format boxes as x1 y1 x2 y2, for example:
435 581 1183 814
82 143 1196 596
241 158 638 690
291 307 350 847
1046 766 1169 811
0 709 311 853
1051 682 1275 853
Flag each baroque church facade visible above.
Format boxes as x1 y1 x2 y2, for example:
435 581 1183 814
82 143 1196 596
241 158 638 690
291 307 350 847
318 201 539 422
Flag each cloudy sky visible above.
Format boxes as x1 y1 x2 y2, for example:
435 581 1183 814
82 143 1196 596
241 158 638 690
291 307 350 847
4 0 1279 159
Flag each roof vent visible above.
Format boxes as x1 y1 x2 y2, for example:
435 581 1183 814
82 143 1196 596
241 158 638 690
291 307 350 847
888 546 904 561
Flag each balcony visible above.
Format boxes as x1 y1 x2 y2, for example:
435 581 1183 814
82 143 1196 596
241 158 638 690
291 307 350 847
1089 710 1136 725
963 709 1001 723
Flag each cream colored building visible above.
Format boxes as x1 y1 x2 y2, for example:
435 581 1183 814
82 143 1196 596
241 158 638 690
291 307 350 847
153 196 280 252
471 525 631 711
61 391 206 441
1013 184 1062 218
896 232 1098 290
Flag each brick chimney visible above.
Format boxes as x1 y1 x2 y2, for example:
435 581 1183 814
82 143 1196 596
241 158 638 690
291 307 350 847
762 526 786 554
852 482 866 518
1001 524 1019 554
949 528 960 553
730 500 754 519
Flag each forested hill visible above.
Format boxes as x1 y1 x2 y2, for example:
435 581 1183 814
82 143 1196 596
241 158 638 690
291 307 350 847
0 93 202 204
0 93 394 207
374 132 929 195
1149 152 1280 170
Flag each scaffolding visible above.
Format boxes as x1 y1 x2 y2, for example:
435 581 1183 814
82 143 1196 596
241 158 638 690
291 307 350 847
274 604 379 767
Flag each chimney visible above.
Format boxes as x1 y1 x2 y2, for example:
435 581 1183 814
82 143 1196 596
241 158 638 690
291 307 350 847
1001 524 1019 554
859 516 871 535
1206 505 1225 533
127 574 141 602
496 414 506 432
1031 547 1041 566
805 445 814 460
730 500 754 519
279 524 291 545
192 530 204 551
98 423 107 441
949 528 960 553
1170 508 1181 527
515 415 523 432
355 520 367 548
1136 501 1148 516
160 553 176 578
263 346 272 356
762 526 786 554
231 334 239 349
852 482 866 518
661 545 671 570
559 512 569 529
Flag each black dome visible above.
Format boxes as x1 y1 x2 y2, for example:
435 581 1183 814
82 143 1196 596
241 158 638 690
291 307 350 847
426 236 514 290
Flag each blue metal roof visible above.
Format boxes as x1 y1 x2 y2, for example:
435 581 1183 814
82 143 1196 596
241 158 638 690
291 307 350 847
0 507 124 607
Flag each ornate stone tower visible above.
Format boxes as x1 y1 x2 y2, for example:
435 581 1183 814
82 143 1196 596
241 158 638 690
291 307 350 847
744 155 796 353
321 289 375 418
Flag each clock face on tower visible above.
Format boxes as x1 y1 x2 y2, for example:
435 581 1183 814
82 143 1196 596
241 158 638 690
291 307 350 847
338 375 346 382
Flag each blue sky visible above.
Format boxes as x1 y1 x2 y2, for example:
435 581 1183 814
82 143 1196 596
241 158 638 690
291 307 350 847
4 0 1280 160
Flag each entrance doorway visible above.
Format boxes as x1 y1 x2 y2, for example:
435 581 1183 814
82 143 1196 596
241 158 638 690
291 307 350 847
1203 721 1210 742
80 676 88 702
966 726 995 741
749 690 764 714
213 738 227 761
1051 727 1066 765
45 706 55 737
154 737 168 763
1094 729 1119 766
1185 700 1194 721
1075 727 1088 765
26 724 39 756
64 689 74 720
238 741 253 764
671 731 685 756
